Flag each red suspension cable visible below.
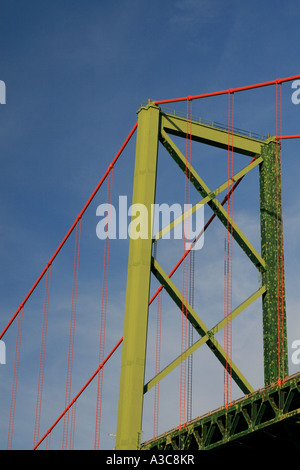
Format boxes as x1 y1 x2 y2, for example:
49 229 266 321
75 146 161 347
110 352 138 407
2 123 135 450
149 163 249 307
154 74 300 105
11 80 291 447
276 134 300 140
34 158 251 450
0 122 137 342
8 78 295 449
33 337 123 450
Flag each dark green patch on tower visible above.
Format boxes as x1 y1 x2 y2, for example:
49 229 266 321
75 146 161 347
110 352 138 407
260 139 288 385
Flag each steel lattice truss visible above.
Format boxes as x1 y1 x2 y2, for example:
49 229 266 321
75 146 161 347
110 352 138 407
142 372 300 450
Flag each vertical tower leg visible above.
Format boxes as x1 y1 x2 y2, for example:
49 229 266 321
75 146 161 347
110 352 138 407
115 103 160 450
260 139 288 385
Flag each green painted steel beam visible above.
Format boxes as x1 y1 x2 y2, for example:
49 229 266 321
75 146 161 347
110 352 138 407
153 156 263 242
160 129 265 272
144 286 265 395
151 257 254 395
260 139 288 385
160 111 265 157
115 103 160 450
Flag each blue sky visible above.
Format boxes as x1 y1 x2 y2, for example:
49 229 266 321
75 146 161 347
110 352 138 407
1 0 300 450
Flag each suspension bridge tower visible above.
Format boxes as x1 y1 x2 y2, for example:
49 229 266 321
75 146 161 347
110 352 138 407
2 75 300 451
115 98 289 450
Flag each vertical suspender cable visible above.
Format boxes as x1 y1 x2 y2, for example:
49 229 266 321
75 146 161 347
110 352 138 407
68 218 81 449
180 98 192 429
62 217 82 449
153 289 162 437
187 247 194 422
229 92 234 404
276 82 281 384
0 123 136 448
94 166 113 449
45 431 51 450
7 306 24 449
69 400 77 449
33 263 52 447
279 84 285 383
276 82 285 384
33 337 123 450
0 123 137 343
224 91 234 408
153 240 162 438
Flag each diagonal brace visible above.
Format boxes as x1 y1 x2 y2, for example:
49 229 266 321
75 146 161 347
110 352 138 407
160 130 265 273
144 286 265 394
153 156 262 242
151 257 255 395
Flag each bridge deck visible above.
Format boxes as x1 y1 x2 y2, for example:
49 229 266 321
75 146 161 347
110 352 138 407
141 372 300 450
